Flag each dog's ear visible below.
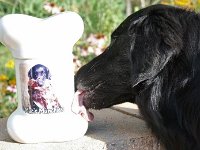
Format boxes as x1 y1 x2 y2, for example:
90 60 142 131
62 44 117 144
46 67 51 80
28 69 33 79
129 10 183 87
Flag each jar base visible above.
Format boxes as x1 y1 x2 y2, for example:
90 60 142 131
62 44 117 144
7 109 88 143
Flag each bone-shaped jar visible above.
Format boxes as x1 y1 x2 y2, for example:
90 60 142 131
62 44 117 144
0 12 88 143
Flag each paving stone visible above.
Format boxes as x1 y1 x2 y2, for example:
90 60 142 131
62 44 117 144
0 108 163 150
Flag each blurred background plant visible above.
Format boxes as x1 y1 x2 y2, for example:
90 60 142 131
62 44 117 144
0 0 200 118
0 47 17 118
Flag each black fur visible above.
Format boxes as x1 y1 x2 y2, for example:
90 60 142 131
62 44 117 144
75 4 200 150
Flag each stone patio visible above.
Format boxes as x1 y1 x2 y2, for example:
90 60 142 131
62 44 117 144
0 103 164 150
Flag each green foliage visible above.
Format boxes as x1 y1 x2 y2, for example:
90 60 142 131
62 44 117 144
76 0 125 37
0 45 17 118
0 93 17 118
0 0 46 17
0 0 126 38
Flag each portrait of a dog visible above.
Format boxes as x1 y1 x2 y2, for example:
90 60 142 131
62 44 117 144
74 4 200 150
28 64 61 113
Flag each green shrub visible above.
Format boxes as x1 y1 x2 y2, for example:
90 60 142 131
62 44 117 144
0 46 17 118
0 0 126 37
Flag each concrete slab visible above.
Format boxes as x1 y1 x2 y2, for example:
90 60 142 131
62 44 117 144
0 108 163 150
112 102 142 119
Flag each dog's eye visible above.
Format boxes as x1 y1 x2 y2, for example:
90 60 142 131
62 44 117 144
111 27 123 39
109 38 117 48
111 34 118 39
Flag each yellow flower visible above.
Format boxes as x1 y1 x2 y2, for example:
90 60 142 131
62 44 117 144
0 74 8 81
174 0 192 7
0 82 7 95
5 59 14 69
9 79 16 86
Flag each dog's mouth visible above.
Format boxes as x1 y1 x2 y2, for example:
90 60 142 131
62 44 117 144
71 90 94 122
36 79 45 86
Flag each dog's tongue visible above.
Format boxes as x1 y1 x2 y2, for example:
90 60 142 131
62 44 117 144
71 90 94 122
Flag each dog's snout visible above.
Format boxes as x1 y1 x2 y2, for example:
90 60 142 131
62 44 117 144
37 76 42 80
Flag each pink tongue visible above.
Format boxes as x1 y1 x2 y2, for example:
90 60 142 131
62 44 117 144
71 90 94 122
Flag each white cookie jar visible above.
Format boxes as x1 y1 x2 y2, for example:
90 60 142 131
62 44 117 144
0 12 88 143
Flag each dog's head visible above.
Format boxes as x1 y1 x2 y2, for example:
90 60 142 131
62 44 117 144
74 4 184 111
28 64 51 86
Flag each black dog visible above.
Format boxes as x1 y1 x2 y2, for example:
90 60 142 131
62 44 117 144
74 4 200 150
28 64 61 112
